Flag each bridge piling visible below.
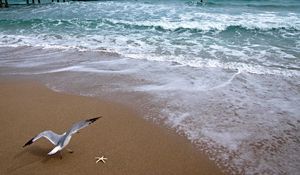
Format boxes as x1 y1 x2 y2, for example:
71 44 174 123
1 0 8 7
1 0 67 7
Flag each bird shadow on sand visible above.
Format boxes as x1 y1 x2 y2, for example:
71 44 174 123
7 145 56 174
14 145 49 159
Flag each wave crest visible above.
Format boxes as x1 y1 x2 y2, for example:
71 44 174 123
1 16 298 34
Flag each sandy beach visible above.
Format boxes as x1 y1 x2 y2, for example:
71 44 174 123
1 0 299 173
0 79 224 175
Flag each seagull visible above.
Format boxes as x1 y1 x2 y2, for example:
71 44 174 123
23 116 101 159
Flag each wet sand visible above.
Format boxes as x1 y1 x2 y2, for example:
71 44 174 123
0 79 224 175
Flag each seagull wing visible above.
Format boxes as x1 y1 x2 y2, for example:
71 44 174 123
68 117 101 135
23 130 63 147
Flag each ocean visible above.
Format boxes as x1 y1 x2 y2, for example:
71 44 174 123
0 0 299 174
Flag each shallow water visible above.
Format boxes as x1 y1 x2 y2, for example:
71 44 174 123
1 47 299 174
1 0 300 174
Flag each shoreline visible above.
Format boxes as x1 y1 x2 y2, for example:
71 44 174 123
1 45 299 174
0 79 225 175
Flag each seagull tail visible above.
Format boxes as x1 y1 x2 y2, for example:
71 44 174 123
48 146 61 155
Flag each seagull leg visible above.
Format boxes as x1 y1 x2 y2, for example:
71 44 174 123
59 151 63 159
67 148 74 153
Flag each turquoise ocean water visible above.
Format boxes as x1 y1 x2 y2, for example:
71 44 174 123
0 0 299 75
0 1 299 174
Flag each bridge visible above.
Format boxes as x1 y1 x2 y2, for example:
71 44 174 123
1 0 69 7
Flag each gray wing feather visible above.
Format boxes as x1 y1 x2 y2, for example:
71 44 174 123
23 130 62 147
68 117 101 135
34 130 62 145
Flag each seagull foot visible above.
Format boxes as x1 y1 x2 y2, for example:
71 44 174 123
67 149 74 153
95 156 107 163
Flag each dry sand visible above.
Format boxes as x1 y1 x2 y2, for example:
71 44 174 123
0 79 224 175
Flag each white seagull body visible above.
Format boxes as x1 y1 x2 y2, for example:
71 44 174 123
23 117 101 157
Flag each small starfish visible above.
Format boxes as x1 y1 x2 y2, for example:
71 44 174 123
95 156 107 163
